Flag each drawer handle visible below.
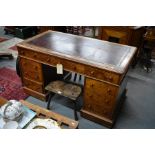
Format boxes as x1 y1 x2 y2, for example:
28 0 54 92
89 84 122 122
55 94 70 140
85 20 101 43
90 71 94 75
33 54 37 58
47 58 50 62
34 66 38 70
105 99 110 104
107 88 111 93
108 76 113 81
91 84 94 87
35 75 39 79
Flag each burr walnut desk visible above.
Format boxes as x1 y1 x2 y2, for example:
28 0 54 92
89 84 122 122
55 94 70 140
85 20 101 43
17 31 136 127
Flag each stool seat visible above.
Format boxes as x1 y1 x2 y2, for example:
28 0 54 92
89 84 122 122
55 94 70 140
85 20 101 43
45 80 82 100
45 73 83 121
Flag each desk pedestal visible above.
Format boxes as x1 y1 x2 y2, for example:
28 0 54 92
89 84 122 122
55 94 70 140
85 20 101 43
81 77 127 128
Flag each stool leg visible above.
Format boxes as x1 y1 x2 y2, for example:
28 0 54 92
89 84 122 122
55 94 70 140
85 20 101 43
47 93 53 109
74 102 78 121
74 73 77 82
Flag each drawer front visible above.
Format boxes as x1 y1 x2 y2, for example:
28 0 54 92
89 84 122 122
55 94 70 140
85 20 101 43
22 70 43 82
83 78 119 119
20 58 43 82
85 66 120 84
19 48 34 58
20 57 42 72
23 78 44 93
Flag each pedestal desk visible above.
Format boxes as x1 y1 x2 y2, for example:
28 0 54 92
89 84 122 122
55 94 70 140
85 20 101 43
17 31 136 127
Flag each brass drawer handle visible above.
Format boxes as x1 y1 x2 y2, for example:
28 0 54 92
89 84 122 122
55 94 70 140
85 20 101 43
107 88 110 92
105 99 110 104
91 84 94 87
33 54 37 58
34 66 38 70
109 76 112 79
90 71 94 75
107 88 111 93
47 58 50 62
107 76 113 81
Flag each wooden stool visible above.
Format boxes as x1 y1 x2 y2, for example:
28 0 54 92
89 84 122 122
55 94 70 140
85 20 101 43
45 78 82 121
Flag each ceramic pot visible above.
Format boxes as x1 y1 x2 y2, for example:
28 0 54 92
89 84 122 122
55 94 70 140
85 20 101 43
0 100 23 122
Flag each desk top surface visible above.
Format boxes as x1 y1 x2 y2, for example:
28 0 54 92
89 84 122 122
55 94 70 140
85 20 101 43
18 31 137 73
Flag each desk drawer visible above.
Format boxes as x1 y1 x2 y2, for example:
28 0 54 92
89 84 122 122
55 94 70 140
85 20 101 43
19 49 57 64
37 54 85 74
61 60 85 73
22 70 43 82
20 57 42 72
85 66 120 84
23 78 44 93
20 58 43 82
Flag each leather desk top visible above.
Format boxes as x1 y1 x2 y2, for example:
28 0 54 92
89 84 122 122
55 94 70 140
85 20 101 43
17 31 137 74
